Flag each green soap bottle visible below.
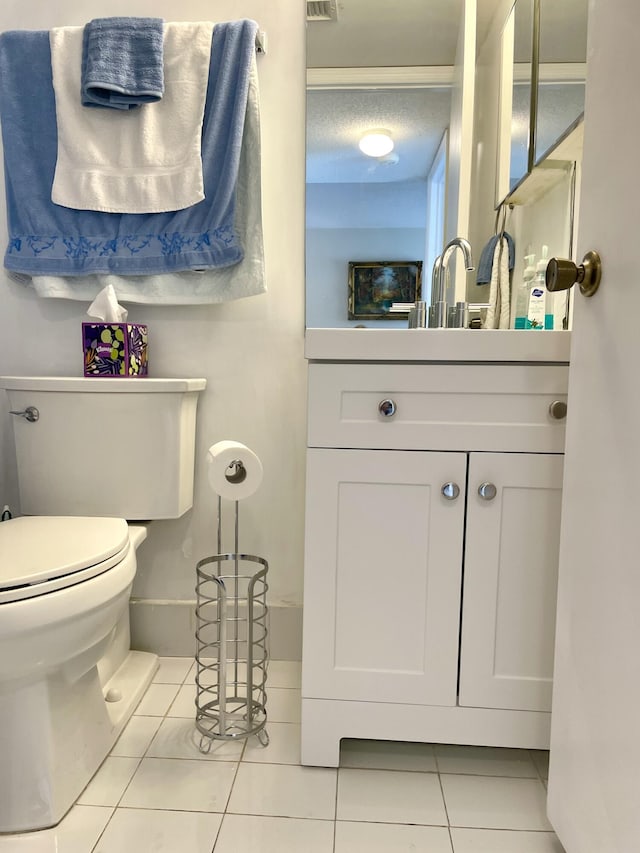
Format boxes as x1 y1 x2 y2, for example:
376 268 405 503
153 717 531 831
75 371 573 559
528 245 552 330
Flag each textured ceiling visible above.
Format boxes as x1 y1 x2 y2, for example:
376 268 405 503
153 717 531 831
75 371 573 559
306 88 451 184
305 0 494 197
305 0 587 226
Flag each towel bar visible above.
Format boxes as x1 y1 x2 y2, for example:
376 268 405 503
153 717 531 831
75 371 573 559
255 30 267 54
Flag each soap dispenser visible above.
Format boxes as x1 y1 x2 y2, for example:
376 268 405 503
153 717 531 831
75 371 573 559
527 245 549 330
514 251 536 329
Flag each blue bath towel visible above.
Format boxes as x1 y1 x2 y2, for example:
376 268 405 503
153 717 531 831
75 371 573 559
476 232 515 284
81 17 164 109
0 20 258 277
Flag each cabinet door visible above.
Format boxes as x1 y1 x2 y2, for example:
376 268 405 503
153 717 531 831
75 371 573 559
302 448 467 706
459 452 564 712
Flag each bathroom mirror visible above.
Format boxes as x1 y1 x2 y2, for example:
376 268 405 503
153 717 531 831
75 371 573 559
305 0 464 329
496 0 535 203
534 0 587 164
497 0 588 204
306 84 451 328
509 0 534 192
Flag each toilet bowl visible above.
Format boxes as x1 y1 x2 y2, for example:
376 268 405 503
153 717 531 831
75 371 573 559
0 375 206 833
0 516 154 833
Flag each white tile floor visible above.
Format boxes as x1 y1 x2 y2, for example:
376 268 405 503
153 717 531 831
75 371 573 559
3 658 567 853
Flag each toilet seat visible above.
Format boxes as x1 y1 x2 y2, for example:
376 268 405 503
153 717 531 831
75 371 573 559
0 516 130 604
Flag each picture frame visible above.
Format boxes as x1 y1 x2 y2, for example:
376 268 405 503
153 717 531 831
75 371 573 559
348 261 423 320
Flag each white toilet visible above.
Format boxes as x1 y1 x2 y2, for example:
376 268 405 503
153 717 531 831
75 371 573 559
0 375 206 834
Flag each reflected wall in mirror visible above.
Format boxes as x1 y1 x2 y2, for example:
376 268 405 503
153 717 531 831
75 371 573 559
305 0 466 329
306 85 451 328
535 0 587 163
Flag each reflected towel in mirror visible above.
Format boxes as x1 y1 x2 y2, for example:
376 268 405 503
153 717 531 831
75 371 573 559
483 236 512 330
476 232 514 284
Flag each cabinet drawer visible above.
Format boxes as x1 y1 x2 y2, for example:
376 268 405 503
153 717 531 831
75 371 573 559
308 362 569 453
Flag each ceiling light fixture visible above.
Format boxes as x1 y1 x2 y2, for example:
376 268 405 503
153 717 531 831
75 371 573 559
358 131 394 158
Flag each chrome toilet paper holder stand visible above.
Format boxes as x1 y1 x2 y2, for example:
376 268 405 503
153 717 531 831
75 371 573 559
194 472 270 752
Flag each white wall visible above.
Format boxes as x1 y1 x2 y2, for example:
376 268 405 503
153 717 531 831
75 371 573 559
306 228 425 328
0 1 307 644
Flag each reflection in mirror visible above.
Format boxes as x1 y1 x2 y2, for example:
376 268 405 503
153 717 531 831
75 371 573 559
534 0 587 163
305 0 466 329
306 86 451 328
509 0 534 192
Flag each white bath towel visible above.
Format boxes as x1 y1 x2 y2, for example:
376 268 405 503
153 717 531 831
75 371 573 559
483 236 511 329
49 22 214 213
25 57 265 304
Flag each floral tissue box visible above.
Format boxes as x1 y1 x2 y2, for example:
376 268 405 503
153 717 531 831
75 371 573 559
82 323 148 377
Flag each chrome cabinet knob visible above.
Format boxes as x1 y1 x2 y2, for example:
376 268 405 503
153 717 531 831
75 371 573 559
546 250 602 297
478 482 497 501
9 406 39 423
549 400 568 420
441 482 460 501
378 399 396 418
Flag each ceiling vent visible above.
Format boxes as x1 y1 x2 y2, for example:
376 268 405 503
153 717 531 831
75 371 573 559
306 1 339 22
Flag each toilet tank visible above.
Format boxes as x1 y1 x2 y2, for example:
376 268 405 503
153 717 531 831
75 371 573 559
1 376 206 520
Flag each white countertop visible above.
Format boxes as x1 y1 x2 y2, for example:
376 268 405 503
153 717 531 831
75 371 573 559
305 328 571 363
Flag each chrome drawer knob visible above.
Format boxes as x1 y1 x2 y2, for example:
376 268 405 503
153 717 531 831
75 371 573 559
549 400 567 420
378 399 396 418
441 482 460 501
478 482 497 501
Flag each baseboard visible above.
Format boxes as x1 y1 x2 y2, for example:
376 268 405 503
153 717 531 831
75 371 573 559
129 599 302 661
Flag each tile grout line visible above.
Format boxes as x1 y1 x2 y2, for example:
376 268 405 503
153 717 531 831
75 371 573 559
90 806 117 853
92 663 563 850
447 823 456 853
437 770 452 830
93 657 200 850
89 700 161 846
210 746 244 852
332 760 340 853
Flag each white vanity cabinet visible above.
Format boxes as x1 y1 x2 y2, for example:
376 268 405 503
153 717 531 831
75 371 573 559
301 345 569 767
459 451 564 713
304 447 467 708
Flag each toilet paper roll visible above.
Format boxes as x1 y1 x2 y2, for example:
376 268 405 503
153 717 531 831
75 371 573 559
207 440 263 501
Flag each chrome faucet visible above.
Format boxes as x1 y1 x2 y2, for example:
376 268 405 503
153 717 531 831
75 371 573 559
429 237 474 328
431 254 443 302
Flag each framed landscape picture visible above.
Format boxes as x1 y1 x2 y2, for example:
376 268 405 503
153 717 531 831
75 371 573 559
348 261 422 320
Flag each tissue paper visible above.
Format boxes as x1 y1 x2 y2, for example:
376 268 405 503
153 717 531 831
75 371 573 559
82 285 147 376
87 284 128 322
207 441 263 501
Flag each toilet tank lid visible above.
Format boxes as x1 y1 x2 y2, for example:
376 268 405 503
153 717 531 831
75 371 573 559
0 376 206 392
0 516 130 589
